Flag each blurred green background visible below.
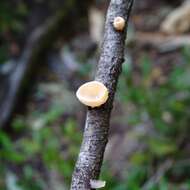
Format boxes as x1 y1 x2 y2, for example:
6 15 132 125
1 0 190 189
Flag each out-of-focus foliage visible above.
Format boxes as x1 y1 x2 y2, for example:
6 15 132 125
1 47 190 189
0 1 28 63
0 1 27 33
0 107 82 189
112 46 190 189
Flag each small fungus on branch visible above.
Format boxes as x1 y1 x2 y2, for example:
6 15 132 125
90 179 106 189
113 16 126 31
76 81 108 108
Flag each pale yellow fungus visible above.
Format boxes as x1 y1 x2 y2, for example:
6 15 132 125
90 179 106 189
113 16 125 31
76 81 108 108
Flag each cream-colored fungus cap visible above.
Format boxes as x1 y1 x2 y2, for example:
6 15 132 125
90 179 106 189
113 16 125 31
76 81 109 108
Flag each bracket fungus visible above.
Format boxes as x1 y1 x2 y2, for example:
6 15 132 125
76 81 109 108
113 16 126 31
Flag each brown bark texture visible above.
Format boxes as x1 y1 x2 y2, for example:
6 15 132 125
70 0 134 189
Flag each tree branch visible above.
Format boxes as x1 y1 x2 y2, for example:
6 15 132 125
70 0 134 189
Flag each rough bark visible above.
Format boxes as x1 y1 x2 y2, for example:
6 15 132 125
70 0 134 189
